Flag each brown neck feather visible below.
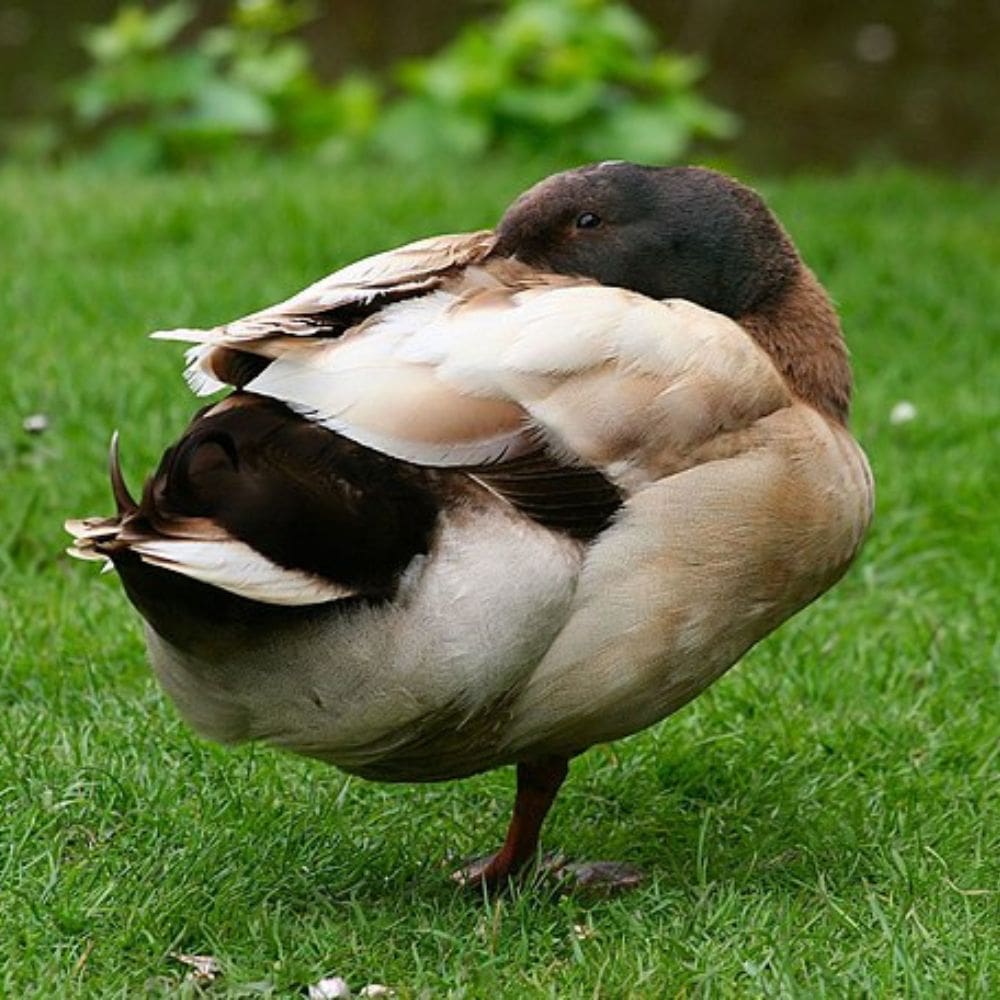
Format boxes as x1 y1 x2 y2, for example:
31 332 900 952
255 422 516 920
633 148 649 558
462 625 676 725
739 267 852 424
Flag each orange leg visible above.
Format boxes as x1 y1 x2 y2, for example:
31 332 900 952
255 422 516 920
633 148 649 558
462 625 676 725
456 757 568 889
453 756 645 893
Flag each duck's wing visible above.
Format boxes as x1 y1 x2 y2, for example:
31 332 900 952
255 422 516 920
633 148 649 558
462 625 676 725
157 271 793 519
74 280 794 609
66 396 444 606
153 230 496 395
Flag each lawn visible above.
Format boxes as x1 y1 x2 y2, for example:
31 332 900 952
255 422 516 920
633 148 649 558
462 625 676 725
1 160 998 997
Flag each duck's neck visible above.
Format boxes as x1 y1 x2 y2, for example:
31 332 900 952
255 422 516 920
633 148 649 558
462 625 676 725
739 267 852 425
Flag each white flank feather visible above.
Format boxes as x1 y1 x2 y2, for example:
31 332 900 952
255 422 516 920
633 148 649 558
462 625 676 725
246 356 532 466
130 537 354 606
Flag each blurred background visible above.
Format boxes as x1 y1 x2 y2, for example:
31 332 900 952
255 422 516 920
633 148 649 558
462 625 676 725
2 0 998 173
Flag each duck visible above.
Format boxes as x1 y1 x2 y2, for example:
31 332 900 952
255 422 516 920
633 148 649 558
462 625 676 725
67 162 873 891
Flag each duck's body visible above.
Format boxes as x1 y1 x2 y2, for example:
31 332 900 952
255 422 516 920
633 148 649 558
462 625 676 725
69 163 872 887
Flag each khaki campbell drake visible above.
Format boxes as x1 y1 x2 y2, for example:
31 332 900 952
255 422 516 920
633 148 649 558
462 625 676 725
67 163 873 891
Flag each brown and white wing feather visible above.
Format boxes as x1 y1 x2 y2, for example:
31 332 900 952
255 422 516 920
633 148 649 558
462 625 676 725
66 513 353 606
125 536 356 605
152 230 495 395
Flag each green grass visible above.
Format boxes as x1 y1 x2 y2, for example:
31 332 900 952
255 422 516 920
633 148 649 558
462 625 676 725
1 159 998 998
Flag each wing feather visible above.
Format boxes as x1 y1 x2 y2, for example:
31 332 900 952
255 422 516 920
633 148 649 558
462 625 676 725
128 537 354 606
153 253 792 536
155 231 495 397
153 231 494 344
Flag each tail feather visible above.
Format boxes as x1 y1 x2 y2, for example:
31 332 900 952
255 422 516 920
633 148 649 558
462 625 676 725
109 431 138 516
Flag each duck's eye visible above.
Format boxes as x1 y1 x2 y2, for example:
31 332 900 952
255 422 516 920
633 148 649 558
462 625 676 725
575 212 602 229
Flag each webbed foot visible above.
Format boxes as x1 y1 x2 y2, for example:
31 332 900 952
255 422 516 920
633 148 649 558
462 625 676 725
452 852 644 894
548 858 645 893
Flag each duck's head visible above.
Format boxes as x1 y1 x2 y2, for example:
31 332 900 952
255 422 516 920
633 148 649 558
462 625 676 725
493 161 852 423
492 161 799 321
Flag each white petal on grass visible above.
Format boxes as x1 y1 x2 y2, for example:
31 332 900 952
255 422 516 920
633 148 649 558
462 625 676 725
889 400 917 424
22 413 49 433
359 987 395 999
308 976 352 999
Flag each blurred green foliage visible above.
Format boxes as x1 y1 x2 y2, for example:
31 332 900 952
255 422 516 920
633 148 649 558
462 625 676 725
375 0 736 163
29 0 735 168
61 0 379 168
